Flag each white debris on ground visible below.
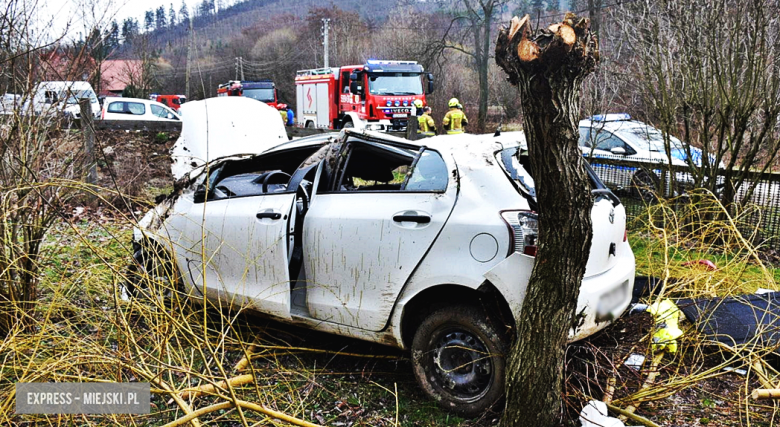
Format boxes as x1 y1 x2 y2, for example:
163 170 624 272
580 400 639 427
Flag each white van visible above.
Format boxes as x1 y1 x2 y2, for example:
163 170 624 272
25 81 100 119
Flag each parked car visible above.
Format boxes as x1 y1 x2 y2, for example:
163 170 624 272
101 97 181 121
579 114 723 198
130 97 635 415
23 81 101 119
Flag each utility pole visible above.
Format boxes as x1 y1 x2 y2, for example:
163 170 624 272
186 16 193 99
239 56 245 80
321 18 330 68
235 57 239 80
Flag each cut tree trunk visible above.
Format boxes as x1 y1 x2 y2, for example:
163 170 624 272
495 13 599 426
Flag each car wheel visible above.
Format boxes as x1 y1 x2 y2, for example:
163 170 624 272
631 169 659 203
305 121 315 129
411 305 508 417
124 244 182 302
342 119 354 129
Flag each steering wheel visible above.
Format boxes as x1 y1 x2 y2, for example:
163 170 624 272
262 171 291 193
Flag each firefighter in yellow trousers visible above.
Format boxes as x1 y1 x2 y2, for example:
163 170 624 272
418 106 436 136
442 98 468 134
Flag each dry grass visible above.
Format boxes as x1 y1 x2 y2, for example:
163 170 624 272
566 190 780 425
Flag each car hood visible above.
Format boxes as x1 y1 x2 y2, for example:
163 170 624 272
170 96 288 180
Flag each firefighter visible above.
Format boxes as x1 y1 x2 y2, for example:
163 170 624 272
442 98 468 134
277 104 288 124
418 106 436 136
413 99 424 117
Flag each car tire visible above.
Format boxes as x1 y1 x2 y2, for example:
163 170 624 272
342 119 354 129
124 244 183 302
305 121 315 129
411 304 508 417
631 169 660 203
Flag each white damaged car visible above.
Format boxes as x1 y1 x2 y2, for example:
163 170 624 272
131 96 635 415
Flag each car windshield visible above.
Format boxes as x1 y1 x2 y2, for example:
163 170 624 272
242 88 275 103
617 125 684 152
65 90 98 104
368 73 423 95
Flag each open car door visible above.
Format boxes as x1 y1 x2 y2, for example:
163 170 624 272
302 136 456 331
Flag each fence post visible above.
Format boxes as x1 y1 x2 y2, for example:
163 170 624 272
79 99 97 185
406 117 418 141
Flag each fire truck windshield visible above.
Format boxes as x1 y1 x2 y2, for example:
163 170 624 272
242 88 276 103
368 73 423 96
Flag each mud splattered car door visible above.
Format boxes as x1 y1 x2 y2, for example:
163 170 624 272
302 139 456 331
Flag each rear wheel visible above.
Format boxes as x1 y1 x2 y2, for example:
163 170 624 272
411 305 508 417
305 121 315 129
342 119 354 129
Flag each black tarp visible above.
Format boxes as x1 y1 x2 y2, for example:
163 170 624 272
677 292 780 346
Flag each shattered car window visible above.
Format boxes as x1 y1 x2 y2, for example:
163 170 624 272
405 151 448 191
498 147 536 197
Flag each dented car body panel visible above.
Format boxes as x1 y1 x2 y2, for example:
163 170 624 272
134 104 635 351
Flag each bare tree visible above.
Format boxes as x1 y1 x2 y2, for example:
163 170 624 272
614 0 780 208
495 12 598 425
434 0 508 132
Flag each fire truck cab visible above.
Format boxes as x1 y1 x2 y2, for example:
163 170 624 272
295 60 433 131
217 80 279 109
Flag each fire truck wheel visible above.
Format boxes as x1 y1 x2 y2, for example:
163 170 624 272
343 119 354 129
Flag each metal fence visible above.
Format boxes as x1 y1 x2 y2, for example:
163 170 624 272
587 156 780 251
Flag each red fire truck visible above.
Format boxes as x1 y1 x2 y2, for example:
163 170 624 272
295 60 433 131
217 80 279 109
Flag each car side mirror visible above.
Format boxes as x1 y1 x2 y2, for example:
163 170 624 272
610 147 627 155
350 81 363 95
193 185 207 203
426 73 434 94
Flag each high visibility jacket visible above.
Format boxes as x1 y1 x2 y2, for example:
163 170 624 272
280 110 287 124
417 113 436 135
442 108 468 134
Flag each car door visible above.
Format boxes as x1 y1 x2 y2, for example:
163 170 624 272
181 150 320 320
302 138 456 331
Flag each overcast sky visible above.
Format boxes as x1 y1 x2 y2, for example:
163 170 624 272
43 0 201 39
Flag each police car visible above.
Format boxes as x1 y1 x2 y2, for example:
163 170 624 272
578 114 722 199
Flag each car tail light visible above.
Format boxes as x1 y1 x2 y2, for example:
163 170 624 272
500 210 538 256
101 108 104 120
623 228 627 242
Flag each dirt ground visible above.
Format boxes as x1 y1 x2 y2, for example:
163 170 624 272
90 129 178 208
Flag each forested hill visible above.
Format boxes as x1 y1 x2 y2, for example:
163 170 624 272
121 0 411 55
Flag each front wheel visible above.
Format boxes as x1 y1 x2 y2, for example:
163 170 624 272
411 305 508 417
342 119 354 129
123 244 183 302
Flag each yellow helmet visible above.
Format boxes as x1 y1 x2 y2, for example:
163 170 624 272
448 98 459 108
413 99 423 108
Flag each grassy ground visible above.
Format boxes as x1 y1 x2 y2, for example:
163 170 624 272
2 215 499 426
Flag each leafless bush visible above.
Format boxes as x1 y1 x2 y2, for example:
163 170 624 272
613 0 780 211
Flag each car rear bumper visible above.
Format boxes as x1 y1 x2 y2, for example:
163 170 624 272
570 244 636 341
